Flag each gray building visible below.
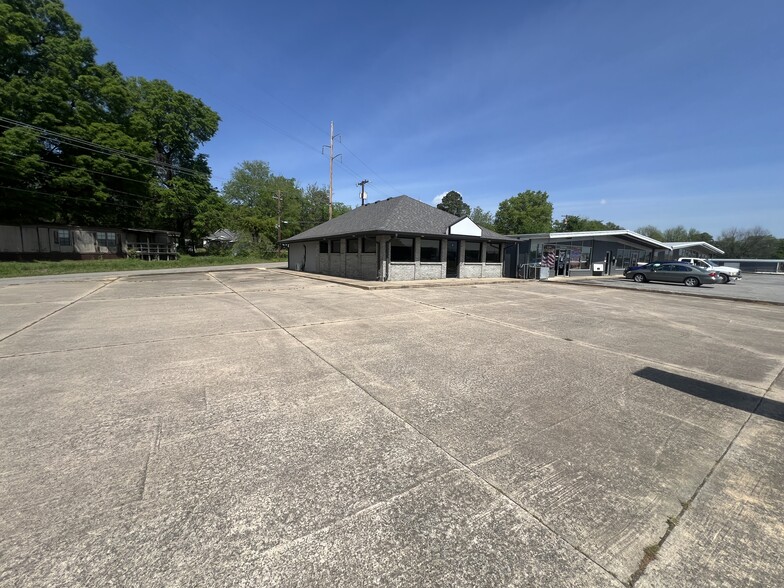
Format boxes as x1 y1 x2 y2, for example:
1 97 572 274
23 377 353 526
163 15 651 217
506 230 670 278
282 196 513 281
658 241 724 260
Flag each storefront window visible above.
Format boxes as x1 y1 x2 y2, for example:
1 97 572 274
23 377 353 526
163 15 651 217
464 241 481 263
420 239 441 262
390 237 414 262
616 248 647 268
485 243 501 263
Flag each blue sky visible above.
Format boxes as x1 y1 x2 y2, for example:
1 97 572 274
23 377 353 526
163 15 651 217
63 0 783 237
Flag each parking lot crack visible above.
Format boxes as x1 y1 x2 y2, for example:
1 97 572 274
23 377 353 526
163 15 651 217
0 278 117 344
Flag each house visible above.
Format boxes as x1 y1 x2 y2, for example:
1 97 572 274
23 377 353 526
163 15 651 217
281 195 514 281
506 230 671 278
0 224 179 261
203 228 239 249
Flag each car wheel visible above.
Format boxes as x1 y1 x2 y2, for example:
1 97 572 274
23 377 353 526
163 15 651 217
633 273 646 283
718 273 730 284
684 277 700 287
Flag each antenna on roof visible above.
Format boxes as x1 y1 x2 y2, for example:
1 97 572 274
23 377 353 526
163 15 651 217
357 179 369 206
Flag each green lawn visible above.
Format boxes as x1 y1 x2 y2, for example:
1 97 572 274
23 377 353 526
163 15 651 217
0 255 287 278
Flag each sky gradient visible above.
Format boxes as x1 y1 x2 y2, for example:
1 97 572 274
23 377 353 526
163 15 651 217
63 0 784 237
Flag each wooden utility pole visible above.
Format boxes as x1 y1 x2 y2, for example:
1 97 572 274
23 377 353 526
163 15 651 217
328 121 334 219
322 121 340 219
274 190 283 254
357 179 369 206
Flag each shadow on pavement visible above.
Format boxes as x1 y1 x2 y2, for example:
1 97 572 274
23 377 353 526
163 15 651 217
634 366 783 423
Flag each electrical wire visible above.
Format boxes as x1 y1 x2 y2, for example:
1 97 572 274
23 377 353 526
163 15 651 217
0 117 210 180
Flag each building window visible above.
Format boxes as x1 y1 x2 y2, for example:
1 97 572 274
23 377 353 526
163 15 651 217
346 238 359 253
485 242 500 263
362 237 376 253
54 229 71 246
464 241 481 263
330 239 341 254
390 237 414 262
616 247 646 269
96 231 117 247
319 241 328 253
419 239 441 262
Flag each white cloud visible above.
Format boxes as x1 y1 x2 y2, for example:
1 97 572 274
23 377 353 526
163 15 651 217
600 198 608 205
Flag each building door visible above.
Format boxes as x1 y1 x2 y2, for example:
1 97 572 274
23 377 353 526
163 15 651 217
446 240 459 277
555 248 570 276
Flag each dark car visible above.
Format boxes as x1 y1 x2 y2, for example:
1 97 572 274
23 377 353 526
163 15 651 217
624 262 717 287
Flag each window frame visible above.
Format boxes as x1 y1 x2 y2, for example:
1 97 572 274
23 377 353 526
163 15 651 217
55 229 71 246
419 238 441 263
464 241 481 263
96 231 117 248
485 242 501 263
390 237 415 262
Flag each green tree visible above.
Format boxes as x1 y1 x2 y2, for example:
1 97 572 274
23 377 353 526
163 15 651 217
469 206 495 230
553 215 623 232
494 190 553 235
0 0 153 226
0 0 222 241
636 225 665 240
716 227 778 258
437 190 470 217
221 160 305 245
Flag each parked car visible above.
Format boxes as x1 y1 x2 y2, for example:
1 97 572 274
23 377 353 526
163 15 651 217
624 262 717 287
678 257 742 283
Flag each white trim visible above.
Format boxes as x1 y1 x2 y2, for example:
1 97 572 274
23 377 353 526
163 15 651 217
448 217 482 237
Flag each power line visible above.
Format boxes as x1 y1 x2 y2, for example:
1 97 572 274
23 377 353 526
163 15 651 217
0 185 147 211
0 154 162 203
0 117 210 180
0 151 152 187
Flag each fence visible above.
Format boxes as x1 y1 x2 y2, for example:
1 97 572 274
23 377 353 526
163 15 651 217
128 242 178 260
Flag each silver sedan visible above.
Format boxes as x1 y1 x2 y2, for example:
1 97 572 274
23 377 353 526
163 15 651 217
624 262 717 287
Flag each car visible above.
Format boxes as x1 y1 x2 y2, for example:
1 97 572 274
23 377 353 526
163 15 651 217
624 262 717 287
678 257 742 283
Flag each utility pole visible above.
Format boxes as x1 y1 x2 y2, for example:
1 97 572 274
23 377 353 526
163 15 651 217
274 190 283 254
357 179 369 206
322 121 341 219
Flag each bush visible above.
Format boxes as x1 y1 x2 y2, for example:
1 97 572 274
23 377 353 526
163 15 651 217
232 234 275 258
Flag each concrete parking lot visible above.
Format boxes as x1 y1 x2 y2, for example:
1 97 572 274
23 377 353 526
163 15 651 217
573 272 784 305
1 268 783 587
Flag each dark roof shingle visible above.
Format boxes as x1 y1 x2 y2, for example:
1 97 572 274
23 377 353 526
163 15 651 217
283 195 509 242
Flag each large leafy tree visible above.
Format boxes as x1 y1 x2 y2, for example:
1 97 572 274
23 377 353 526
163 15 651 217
437 190 470 217
469 206 495 230
0 0 152 226
494 190 553 235
222 160 304 245
299 183 351 230
0 0 223 246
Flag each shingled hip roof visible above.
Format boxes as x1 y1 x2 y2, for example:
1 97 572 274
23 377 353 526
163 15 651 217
282 195 511 243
